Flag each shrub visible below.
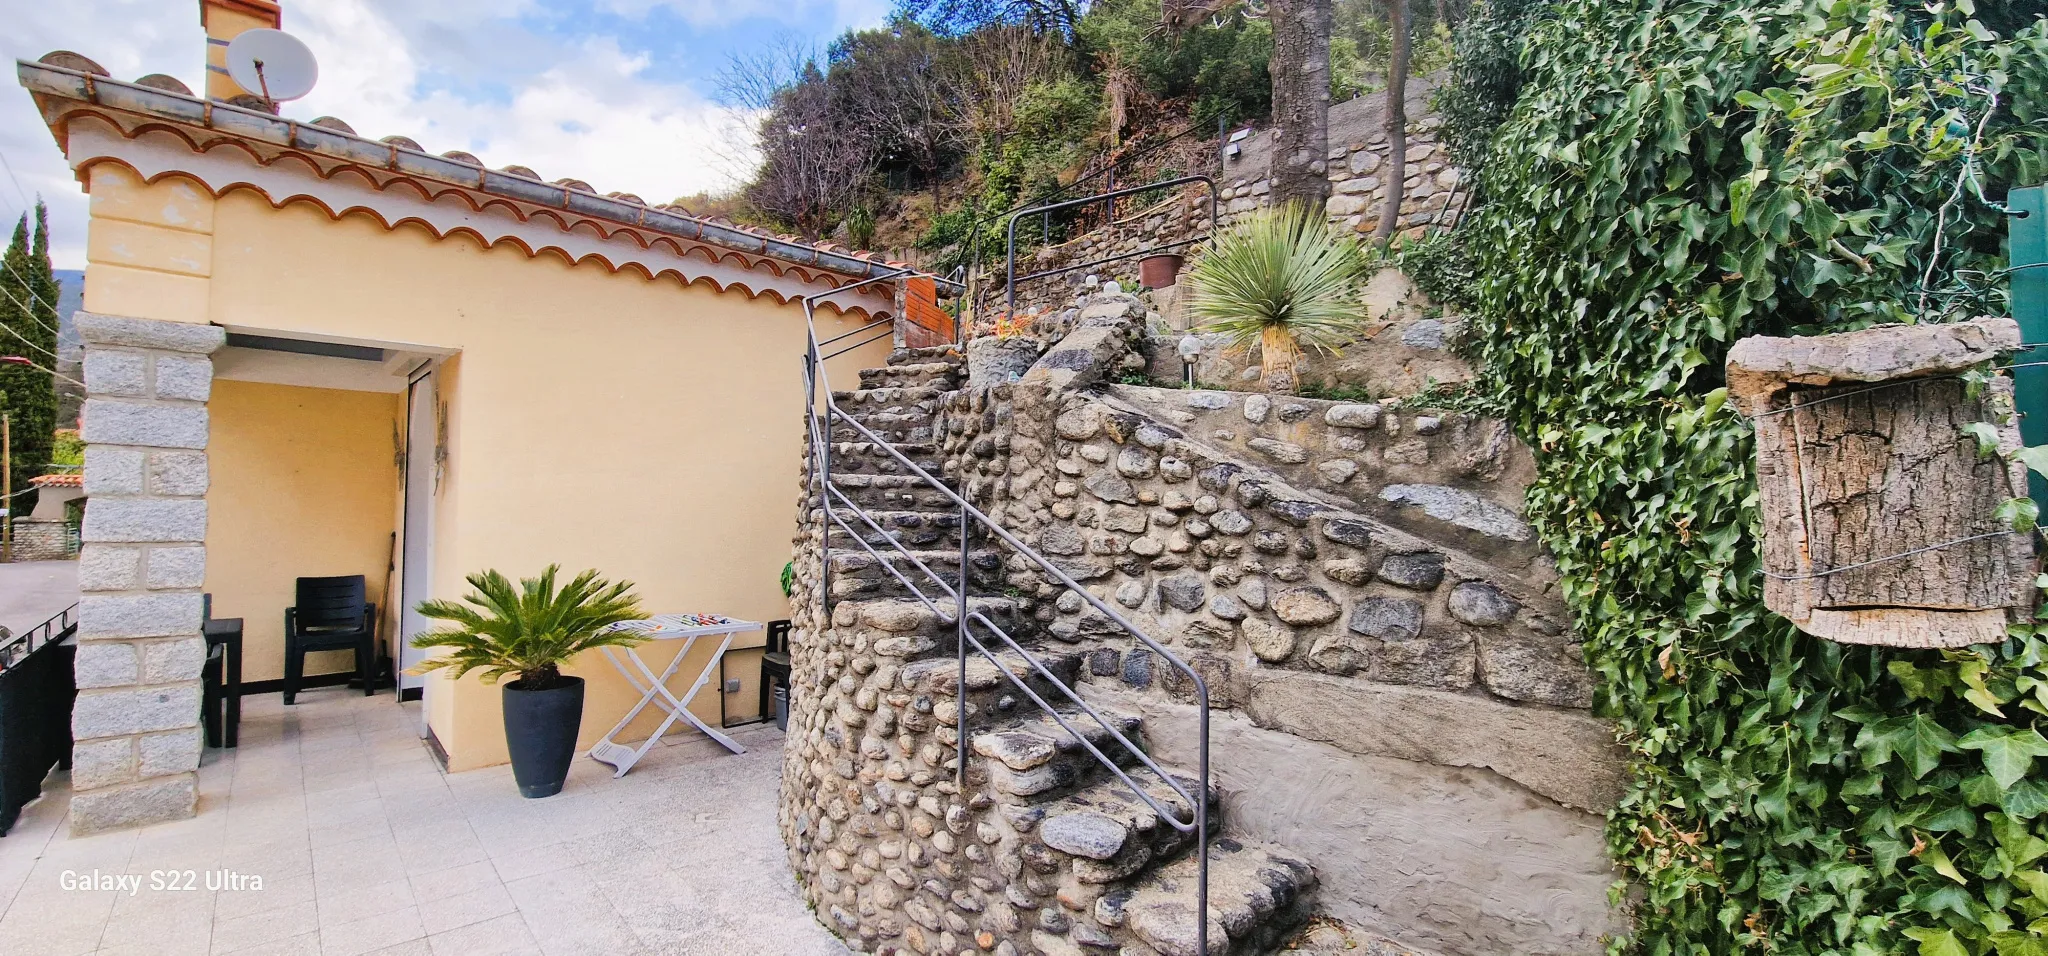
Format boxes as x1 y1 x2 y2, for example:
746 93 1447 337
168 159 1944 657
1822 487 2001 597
1462 1 2048 951
1188 203 1370 393
411 566 648 689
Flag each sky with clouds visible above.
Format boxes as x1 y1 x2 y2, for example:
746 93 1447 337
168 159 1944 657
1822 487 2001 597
0 0 893 269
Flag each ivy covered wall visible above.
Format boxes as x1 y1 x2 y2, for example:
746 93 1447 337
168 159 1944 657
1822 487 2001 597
1450 1 2048 953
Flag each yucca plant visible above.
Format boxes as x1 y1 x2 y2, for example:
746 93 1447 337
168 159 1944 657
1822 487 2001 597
1187 203 1370 393
410 566 648 689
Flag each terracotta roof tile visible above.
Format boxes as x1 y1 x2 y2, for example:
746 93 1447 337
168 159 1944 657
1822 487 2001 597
31 473 81 488
135 74 192 95
38 51 105 76
18 55 953 291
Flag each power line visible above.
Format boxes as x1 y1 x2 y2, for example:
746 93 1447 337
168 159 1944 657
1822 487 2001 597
0 149 30 215
0 284 64 365
0 256 62 336
0 347 82 389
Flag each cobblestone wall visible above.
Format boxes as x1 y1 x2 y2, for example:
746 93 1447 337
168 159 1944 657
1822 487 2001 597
782 299 1623 955
938 298 1623 953
1004 88 1458 317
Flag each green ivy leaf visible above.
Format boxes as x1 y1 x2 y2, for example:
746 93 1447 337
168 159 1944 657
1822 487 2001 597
2013 870 2048 904
2012 445 2048 479
1967 422 2003 458
1905 926 1970 956
1894 661 1959 703
2004 780 2048 821
1960 727 2048 790
1998 498 2041 535
1864 714 1963 778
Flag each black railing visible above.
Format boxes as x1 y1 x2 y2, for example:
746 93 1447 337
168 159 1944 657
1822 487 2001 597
1003 175 1219 321
0 602 77 835
802 273 1213 955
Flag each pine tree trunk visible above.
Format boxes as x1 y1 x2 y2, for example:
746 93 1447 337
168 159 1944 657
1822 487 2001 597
1373 0 1413 245
1269 0 1333 211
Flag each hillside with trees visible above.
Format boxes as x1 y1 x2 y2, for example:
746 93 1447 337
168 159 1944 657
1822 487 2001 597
711 0 1467 267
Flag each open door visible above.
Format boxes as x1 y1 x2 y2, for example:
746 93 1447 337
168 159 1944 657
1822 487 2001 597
399 366 437 710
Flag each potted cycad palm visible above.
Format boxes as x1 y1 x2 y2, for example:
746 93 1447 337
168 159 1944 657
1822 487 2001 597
1187 203 1369 393
411 566 647 798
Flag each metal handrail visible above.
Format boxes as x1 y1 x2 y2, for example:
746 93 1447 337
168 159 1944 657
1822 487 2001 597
0 602 77 671
1004 175 1220 319
799 270 1212 955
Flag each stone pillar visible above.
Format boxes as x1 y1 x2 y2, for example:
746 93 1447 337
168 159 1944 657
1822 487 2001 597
69 312 224 834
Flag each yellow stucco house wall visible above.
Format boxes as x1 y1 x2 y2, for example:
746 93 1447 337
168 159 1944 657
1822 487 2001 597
22 30 911 784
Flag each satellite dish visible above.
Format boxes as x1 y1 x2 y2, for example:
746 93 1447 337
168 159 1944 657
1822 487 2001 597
226 29 318 102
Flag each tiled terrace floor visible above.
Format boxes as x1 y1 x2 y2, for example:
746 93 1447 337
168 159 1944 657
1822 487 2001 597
0 689 849 956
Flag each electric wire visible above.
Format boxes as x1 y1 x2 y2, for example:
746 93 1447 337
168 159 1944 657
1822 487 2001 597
0 284 59 362
0 149 29 215
0 256 62 336
0 285 79 387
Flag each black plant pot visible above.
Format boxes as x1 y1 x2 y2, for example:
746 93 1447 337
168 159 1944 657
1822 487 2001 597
502 676 584 799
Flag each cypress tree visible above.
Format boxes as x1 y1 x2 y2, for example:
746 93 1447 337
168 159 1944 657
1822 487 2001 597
0 206 58 522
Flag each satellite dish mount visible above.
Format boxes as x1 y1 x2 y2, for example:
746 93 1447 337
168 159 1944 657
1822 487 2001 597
225 28 318 107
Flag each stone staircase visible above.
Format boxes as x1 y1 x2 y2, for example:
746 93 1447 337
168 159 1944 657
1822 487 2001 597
823 347 1002 603
813 346 1318 956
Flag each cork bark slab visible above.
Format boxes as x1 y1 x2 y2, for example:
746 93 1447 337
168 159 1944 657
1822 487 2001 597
1734 318 2036 648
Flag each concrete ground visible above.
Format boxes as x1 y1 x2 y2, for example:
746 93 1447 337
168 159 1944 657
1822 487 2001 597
0 559 78 635
0 688 848 956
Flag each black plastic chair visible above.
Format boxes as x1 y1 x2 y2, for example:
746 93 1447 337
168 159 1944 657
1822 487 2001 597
284 576 377 705
760 620 792 726
201 594 242 747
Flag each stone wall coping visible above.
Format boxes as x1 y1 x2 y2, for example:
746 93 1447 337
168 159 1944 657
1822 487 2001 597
1726 315 2018 415
76 312 227 355
1115 672 1623 812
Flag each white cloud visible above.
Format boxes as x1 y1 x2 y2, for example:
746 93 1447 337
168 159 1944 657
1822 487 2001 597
289 5 760 204
0 0 836 268
0 3 198 268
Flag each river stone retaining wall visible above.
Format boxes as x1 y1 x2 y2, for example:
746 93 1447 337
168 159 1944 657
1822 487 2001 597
1004 83 1458 318
937 297 1623 953
782 297 1624 955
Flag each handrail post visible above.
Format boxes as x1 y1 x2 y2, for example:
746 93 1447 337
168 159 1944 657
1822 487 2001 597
956 485 969 788
1197 684 1210 956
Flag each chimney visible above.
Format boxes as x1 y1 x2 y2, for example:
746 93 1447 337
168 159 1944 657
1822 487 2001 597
199 0 282 102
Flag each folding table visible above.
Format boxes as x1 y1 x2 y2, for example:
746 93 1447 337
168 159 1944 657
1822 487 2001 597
586 614 761 777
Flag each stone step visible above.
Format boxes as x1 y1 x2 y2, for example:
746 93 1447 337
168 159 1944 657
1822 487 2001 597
832 416 935 444
901 647 1085 710
861 363 962 389
972 706 1147 800
832 596 1022 635
828 596 1024 661
833 384 948 408
890 345 965 366
821 474 958 512
1099 839 1317 956
813 441 944 476
826 548 1003 600
1019 772 1216 886
826 510 963 549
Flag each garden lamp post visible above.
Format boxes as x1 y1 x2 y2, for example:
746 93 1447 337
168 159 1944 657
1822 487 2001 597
1176 333 1204 389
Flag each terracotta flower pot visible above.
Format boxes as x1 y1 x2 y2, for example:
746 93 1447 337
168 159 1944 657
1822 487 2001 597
1139 253 1185 289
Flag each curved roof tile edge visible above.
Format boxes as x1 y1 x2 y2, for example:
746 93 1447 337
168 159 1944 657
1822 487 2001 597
15 58 962 296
